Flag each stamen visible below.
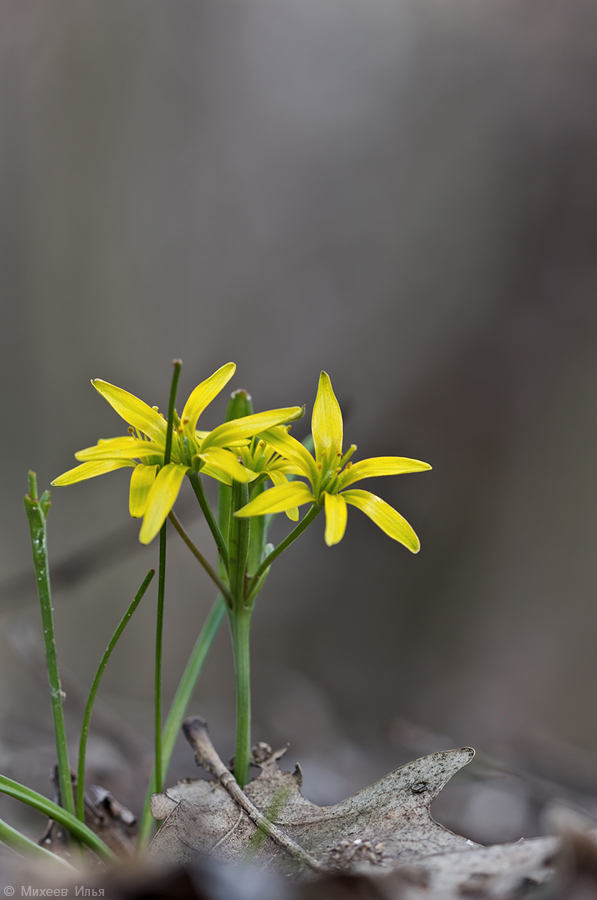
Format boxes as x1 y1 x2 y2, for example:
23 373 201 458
339 444 357 468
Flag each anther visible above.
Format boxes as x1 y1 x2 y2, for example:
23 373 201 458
182 417 189 425
128 427 135 435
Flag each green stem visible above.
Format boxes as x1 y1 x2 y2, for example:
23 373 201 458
227 480 252 787
154 523 167 798
0 816 75 871
188 472 229 569
229 481 250 604
154 360 182 800
77 569 155 821
24 472 76 820
0 775 116 863
246 505 322 604
137 594 226 849
230 607 252 788
168 511 233 605
164 360 182 466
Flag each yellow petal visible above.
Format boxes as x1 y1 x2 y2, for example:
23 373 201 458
197 448 258 484
92 380 167 446
75 437 162 461
51 459 136 486
202 408 304 451
259 427 318 483
200 465 232 486
268 471 299 519
129 464 158 517
181 362 236 436
234 482 314 517
338 456 432 490
312 372 343 466
139 463 189 544
342 489 420 552
324 492 348 546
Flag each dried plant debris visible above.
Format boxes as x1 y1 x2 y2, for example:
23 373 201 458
150 716 479 873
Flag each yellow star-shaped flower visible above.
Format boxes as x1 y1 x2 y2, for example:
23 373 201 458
235 371 430 550
52 363 303 544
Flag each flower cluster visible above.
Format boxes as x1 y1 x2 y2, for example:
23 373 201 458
53 364 430 550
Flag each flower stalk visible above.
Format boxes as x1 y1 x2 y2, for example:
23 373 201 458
154 359 182 798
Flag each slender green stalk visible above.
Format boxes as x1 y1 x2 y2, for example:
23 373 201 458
77 568 155 821
0 816 75 870
164 359 182 464
229 481 250 604
246 481 267 577
227 480 253 786
188 472 229 569
154 360 182 800
24 472 76 820
0 775 116 863
137 594 226 849
168 511 233 604
230 607 252 787
246 505 322 603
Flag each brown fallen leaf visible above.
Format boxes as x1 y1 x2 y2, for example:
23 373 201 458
150 717 478 873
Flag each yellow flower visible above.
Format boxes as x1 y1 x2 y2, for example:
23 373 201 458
52 363 303 544
235 372 431 550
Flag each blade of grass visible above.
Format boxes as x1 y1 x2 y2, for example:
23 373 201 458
0 775 117 863
24 473 75 820
77 568 155 821
0 816 75 871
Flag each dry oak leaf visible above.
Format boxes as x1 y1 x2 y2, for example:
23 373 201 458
150 745 478 872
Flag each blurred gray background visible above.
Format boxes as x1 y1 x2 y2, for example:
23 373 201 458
2 0 597 847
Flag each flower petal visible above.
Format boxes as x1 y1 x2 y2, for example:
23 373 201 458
181 362 236 436
129 464 159 517
202 408 304 451
234 482 314 517
197 448 259 484
259 427 318 483
75 437 162 461
312 372 343 465
337 456 432 490
51 460 136 486
139 463 189 544
200 465 232 486
342 489 420 553
268 470 299 519
92 380 167 445
324 492 348 546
